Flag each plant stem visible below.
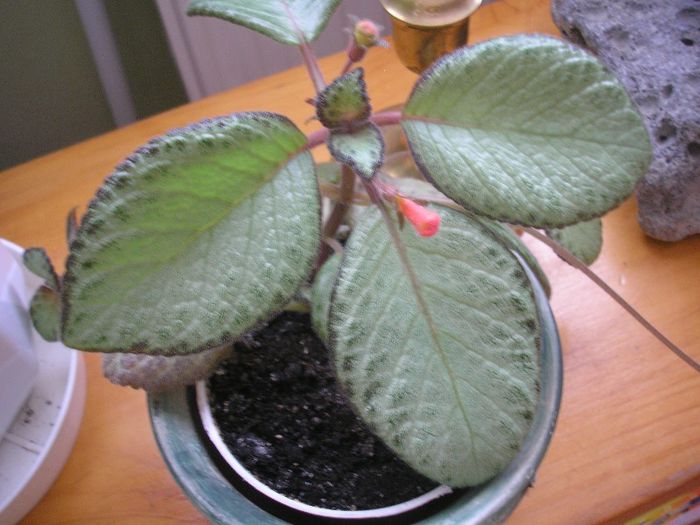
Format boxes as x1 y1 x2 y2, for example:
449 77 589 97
524 227 700 373
306 128 329 149
371 111 403 127
316 165 356 269
339 56 354 76
298 41 326 95
324 165 356 239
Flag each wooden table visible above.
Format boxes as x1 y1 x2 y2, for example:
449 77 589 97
3 1 698 523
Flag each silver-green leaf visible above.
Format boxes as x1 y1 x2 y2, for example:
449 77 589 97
102 345 232 392
23 248 60 291
546 218 603 265
330 206 540 486
310 253 340 345
402 35 651 228
30 285 61 342
62 113 320 355
316 69 370 129
328 123 384 180
475 217 552 298
187 0 341 45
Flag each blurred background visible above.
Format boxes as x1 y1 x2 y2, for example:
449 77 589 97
0 0 390 170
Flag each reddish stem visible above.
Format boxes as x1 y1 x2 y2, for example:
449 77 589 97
306 128 330 149
316 165 356 270
299 41 326 95
371 111 403 127
524 227 700 373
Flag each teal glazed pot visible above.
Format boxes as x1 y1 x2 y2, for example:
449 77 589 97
148 260 563 524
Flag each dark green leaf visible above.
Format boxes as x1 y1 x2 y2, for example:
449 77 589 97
547 218 603 265
316 69 370 129
328 123 384 180
310 253 340 345
29 285 61 341
23 248 59 291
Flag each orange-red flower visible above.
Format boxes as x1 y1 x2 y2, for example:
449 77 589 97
396 196 441 237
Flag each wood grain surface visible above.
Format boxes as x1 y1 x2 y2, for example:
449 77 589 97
2 1 698 524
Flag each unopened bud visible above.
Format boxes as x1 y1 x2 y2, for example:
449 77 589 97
396 196 441 237
354 19 382 48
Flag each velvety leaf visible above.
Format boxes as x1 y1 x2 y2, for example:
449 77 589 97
402 35 651 228
547 218 603 265
328 123 384 180
378 173 446 202
62 113 320 355
330 206 540 486
102 344 232 392
310 253 340 345
475 217 552 298
316 161 342 185
187 0 340 45
29 285 61 342
23 248 60 291
316 69 370 129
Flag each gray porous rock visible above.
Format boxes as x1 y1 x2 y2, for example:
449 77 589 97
551 0 700 241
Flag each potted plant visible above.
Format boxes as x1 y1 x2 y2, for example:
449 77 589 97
22 0 690 522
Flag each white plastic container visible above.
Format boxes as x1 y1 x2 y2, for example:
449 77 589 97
0 239 40 439
0 239 86 525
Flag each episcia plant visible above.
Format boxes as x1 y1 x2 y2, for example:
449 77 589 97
22 0 699 489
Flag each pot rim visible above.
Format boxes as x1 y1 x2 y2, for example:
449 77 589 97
148 257 562 524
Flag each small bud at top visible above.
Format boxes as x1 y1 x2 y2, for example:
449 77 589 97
396 196 441 237
354 19 382 48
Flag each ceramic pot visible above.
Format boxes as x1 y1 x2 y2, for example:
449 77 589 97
148 261 562 524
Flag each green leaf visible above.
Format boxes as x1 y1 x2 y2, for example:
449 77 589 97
62 113 320 355
330 206 540 486
23 248 60 291
402 35 651 228
310 253 340 345
102 345 232 392
316 69 370 129
187 0 340 45
547 218 603 265
316 161 342 185
328 123 384 180
30 285 61 342
377 173 445 202
475 217 552 298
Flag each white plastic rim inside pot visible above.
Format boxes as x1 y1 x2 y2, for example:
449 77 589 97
195 380 453 520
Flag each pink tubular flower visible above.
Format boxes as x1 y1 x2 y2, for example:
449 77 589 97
396 196 441 237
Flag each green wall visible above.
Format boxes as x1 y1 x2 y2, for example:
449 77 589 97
105 0 186 120
0 0 115 170
0 0 187 171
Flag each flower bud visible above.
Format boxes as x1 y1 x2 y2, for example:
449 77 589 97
354 19 382 48
396 196 441 237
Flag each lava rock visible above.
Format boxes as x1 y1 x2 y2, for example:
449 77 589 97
552 0 700 241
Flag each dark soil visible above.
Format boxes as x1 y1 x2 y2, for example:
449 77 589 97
207 312 440 511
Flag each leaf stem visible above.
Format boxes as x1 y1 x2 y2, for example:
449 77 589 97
306 128 330 149
524 226 700 373
340 56 354 76
298 41 326 95
371 111 403 127
316 164 356 269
